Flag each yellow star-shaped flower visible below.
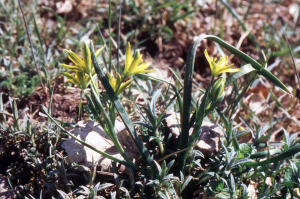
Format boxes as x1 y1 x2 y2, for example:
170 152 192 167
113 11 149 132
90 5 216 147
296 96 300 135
107 72 132 96
62 71 94 90
204 49 241 77
123 42 155 77
60 42 105 76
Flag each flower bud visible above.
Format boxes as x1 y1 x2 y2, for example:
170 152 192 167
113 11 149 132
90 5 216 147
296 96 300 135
210 77 226 101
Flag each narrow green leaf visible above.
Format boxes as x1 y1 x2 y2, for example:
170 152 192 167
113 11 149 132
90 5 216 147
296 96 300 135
89 87 134 165
90 41 151 164
219 0 261 49
202 35 289 93
85 94 105 127
245 144 300 167
225 64 256 87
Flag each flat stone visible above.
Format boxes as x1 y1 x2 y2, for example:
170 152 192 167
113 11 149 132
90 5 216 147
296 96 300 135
61 120 139 172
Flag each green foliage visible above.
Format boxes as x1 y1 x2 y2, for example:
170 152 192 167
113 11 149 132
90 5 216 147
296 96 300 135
2 0 300 198
121 0 197 42
1 73 39 98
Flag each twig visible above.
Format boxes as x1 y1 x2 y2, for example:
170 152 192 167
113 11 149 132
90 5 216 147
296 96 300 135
17 0 47 95
276 8 300 32
283 30 300 88
229 27 252 61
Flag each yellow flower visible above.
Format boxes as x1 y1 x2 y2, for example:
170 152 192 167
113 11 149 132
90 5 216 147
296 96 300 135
62 71 94 90
60 42 105 76
107 72 132 96
204 49 241 77
124 42 155 77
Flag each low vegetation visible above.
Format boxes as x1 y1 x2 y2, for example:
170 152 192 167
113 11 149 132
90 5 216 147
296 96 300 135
1 0 300 198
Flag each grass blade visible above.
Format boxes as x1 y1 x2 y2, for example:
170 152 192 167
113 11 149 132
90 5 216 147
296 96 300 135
283 31 300 88
219 0 261 49
245 144 300 167
18 0 46 94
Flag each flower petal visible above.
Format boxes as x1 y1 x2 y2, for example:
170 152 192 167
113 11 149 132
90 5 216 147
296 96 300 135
125 51 143 76
117 79 132 96
125 42 134 74
130 69 156 75
95 46 106 58
204 49 240 77
77 72 85 87
82 75 92 89
107 73 117 90
62 72 81 87
135 62 151 71
59 64 84 72
218 68 241 74
216 56 227 67
204 50 214 72
204 49 211 62
63 50 84 67
116 72 122 89
82 42 92 74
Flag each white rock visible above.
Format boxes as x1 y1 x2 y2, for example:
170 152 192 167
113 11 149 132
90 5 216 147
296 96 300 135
163 110 224 158
62 120 139 172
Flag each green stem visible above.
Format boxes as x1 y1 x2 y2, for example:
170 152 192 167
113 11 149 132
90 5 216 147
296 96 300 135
109 76 127 123
114 76 127 101
89 73 99 95
216 107 229 128
155 128 165 156
78 90 84 121
108 0 112 72
89 88 135 165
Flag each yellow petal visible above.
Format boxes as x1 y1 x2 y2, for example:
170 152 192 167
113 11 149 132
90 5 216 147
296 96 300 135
95 46 106 58
218 68 241 74
82 74 92 89
204 50 211 62
125 52 143 76
204 49 240 77
107 73 117 90
63 50 84 67
125 42 134 73
216 57 227 67
136 62 151 71
82 42 92 74
123 43 155 77
62 72 81 87
204 50 214 71
130 69 156 75
117 79 132 96
59 64 84 72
